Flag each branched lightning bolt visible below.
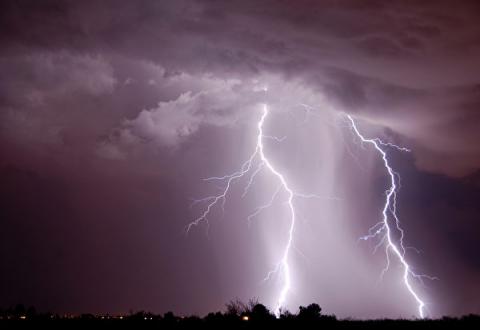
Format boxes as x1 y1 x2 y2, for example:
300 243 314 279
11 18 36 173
346 114 431 318
187 104 299 317
188 104 427 318
256 105 296 318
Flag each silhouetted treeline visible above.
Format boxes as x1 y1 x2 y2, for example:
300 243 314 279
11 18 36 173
1 301 479 329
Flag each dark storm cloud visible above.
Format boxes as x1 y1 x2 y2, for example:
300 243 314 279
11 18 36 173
2 0 480 175
1 0 479 317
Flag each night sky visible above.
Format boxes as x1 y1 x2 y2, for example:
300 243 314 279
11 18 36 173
1 0 480 319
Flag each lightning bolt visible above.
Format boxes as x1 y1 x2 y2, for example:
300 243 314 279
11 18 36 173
187 104 298 317
187 102 430 318
346 114 430 318
257 105 296 318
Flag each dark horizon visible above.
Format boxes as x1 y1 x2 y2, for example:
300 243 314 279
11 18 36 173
1 0 479 319
1 300 479 322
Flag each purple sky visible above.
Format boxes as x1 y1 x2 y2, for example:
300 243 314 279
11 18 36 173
1 0 479 318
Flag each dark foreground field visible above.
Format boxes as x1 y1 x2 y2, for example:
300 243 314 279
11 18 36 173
2 303 479 329
2 318 480 329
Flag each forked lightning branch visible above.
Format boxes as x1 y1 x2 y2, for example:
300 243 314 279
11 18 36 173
187 103 433 318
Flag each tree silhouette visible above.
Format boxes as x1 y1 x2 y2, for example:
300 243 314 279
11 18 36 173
248 303 275 322
225 298 247 316
0 300 478 327
298 303 322 321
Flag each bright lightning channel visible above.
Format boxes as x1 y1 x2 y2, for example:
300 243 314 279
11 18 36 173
187 104 302 318
346 114 428 319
